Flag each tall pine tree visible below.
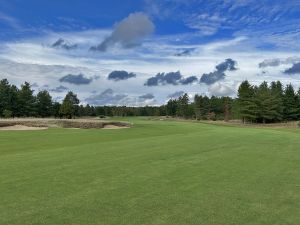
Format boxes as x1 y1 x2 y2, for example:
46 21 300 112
237 81 257 123
283 84 299 121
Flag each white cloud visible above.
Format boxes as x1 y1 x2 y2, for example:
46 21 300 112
1 27 300 105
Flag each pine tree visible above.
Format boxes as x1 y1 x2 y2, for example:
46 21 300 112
17 82 36 117
177 93 189 118
222 97 231 122
283 84 299 121
36 90 53 117
270 81 284 121
59 91 80 119
237 81 257 123
194 95 210 120
255 82 280 123
166 99 178 117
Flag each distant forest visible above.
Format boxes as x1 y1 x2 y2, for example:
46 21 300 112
1 78 300 123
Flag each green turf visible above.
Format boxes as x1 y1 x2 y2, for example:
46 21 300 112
0 118 299 225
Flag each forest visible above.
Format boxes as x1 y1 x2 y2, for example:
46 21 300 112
1 79 300 123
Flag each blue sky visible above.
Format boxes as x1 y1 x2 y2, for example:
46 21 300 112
1 0 300 105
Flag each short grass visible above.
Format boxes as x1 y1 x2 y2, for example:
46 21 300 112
0 118 300 225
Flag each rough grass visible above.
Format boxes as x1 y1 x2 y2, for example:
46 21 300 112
0 118 299 225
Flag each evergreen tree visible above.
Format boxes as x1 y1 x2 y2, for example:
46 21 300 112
194 95 210 120
166 99 178 117
283 84 299 121
237 80 257 123
177 93 189 118
17 82 36 117
222 97 231 121
255 82 280 123
270 81 284 121
52 102 61 118
59 91 80 119
36 90 53 117
0 79 11 115
0 79 19 117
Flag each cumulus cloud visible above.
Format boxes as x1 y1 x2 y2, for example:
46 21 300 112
180 76 198 85
259 57 300 68
50 85 68 93
215 58 237 71
52 38 78 50
145 71 198 86
85 89 127 105
59 74 93 85
108 70 136 81
200 58 237 85
90 12 155 51
208 83 236 96
200 71 225 85
284 62 300 74
168 91 184 99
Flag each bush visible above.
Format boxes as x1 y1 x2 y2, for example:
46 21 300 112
2 109 13 118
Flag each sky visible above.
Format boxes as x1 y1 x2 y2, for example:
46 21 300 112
1 0 300 106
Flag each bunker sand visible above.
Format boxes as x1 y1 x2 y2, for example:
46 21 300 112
0 125 48 131
0 118 131 130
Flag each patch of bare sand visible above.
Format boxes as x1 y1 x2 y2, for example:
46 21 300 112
0 125 48 131
102 125 129 129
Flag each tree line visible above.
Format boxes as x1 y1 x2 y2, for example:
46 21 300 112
1 78 300 123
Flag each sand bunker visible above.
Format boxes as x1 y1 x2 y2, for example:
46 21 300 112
102 125 129 129
0 119 131 130
0 125 48 131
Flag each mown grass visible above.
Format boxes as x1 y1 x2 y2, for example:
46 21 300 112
0 118 299 225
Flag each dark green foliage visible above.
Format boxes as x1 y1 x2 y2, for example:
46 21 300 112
36 90 53 117
166 99 178 117
17 82 36 117
270 81 284 121
2 109 12 118
1 78 300 123
177 93 189 118
255 82 280 123
59 91 80 119
283 84 299 121
194 95 211 120
237 80 257 123
0 79 19 117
